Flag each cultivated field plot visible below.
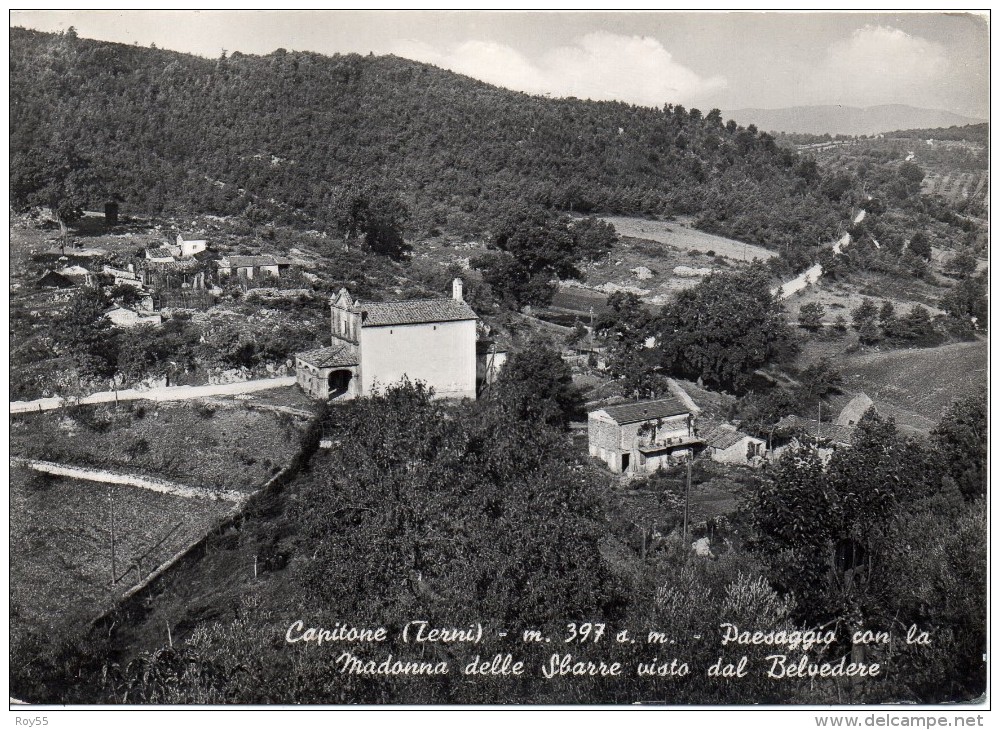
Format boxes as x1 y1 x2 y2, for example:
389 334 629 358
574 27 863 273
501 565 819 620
922 170 989 203
537 217 777 307
608 460 749 555
601 216 778 263
836 340 987 432
550 287 611 315
9 401 303 493
10 465 233 632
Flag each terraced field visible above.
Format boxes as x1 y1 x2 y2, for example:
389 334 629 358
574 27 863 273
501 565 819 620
9 400 302 493
922 170 989 202
10 466 234 632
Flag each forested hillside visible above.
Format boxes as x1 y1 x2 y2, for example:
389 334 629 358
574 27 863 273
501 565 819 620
884 123 988 145
11 27 853 254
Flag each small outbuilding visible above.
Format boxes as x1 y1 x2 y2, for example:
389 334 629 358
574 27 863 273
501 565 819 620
58 265 96 286
295 342 361 400
703 423 765 467
145 247 176 263
175 234 208 258
218 255 293 279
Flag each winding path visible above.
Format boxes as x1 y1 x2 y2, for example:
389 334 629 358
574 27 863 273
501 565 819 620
773 207 867 300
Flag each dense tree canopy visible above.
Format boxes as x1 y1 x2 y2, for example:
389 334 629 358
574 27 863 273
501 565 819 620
491 343 585 429
743 410 985 702
931 394 987 500
594 292 665 397
656 267 796 392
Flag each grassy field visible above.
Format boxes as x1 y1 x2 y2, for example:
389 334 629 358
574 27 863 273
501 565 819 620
9 400 303 493
601 216 778 262
10 465 234 632
834 339 986 431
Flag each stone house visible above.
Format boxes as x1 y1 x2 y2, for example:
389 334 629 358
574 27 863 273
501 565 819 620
771 415 856 464
217 255 293 280
703 423 766 466
58 265 96 286
774 415 854 448
296 279 485 401
588 396 701 474
174 234 207 258
103 264 143 288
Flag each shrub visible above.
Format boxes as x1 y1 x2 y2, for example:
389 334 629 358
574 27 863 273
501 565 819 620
194 401 217 419
125 438 150 459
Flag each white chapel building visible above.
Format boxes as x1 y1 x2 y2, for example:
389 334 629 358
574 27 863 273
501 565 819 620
296 279 497 400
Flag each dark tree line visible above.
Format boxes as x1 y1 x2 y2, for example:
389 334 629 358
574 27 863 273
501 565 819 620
12 27 854 253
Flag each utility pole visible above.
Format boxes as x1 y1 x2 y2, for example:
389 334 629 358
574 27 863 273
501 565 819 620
817 401 822 442
589 307 594 354
683 459 692 542
108 486 117 586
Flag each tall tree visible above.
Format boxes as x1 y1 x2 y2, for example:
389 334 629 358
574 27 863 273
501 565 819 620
931 394 987 500
473 207 582 308
657 266 795 392
493 342 585 429
333 184 411 260
798 302 824 332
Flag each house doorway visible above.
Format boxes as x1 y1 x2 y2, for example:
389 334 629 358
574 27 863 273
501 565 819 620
621 453 630 473
328 369 352 398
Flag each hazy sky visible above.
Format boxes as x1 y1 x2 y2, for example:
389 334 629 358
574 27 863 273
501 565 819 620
10 10 990 118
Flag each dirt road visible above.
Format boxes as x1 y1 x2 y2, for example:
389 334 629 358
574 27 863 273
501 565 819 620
10 376 297 414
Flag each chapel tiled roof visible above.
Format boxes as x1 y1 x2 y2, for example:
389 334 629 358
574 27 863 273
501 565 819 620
357 298 478 327
295 342 359 368
595 396 691 425
145 247 175 259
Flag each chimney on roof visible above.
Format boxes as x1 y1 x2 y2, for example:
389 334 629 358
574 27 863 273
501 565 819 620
452 277 464 303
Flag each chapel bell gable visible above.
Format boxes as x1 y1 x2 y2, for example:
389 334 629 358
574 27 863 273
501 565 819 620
330 288 360 344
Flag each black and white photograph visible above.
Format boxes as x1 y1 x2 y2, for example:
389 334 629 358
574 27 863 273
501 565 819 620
8 9 989 712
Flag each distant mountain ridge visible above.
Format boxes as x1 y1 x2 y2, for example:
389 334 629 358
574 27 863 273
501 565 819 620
723 104 987 137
